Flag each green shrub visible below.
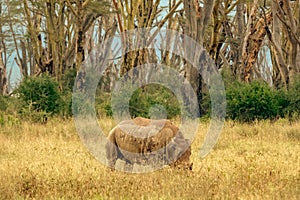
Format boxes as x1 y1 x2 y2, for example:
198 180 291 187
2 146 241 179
132 84 181 119
58 90 73 118
285 75 300 120
226 81 281 122
96 92 113 117
61 69 77 93
0 95 9 111
274 88 289 118
0 112 20 126
109 84 181 119
16 75 61 122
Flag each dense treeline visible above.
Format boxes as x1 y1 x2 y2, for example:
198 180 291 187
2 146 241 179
0 74 300 124
0 0 300 123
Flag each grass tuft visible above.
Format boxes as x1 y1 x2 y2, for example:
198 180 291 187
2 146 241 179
0 118 299 199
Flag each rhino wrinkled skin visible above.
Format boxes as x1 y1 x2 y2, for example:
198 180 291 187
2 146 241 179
106 117 192 171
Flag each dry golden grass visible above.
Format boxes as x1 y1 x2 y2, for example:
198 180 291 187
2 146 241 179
0 118 299 199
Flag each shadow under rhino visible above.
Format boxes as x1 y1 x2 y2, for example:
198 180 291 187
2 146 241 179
106 117 193 172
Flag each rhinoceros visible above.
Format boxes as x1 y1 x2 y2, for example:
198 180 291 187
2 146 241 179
105 117 192 172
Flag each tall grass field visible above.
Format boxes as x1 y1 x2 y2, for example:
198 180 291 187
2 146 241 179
0 118 299 199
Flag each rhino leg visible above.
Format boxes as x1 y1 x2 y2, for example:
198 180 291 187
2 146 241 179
105 128 119 169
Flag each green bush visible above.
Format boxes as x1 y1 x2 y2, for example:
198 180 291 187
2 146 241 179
0 95 9 111
285 75 300 120
274 88 289 118
226 81 282 122
95 92 113 117
61 69 77 93
129 85 180 119
16 75 61 122
58 90 73 118
109 84 181 119
0 112 19 126
9 70 300 123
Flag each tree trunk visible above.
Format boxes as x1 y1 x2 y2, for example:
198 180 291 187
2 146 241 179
269 1 289 88
0 50 8 96
0 3 9 95
241 0 259 82
242 11 273 82
235 2 245 80
75 0 86 91
183 0 215 116
282 0 299 83
116 0 182 83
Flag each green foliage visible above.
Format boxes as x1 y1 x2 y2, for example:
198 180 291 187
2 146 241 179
19 105 51 123
108 84 181 119
0 95 21 114
285 75 300 120
96 92 113 117
61 68 77 93
129 84 181 119
274 88 289 118
4 70 300 123
72 69 105 117
214 72 300 122
59 69 78 117
0 95 20 125
201 74 227 119
57 90 73 118
0 112 20 126
16 75 61 122
0 95 9 111
72 91 97 117
226 81 282 122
